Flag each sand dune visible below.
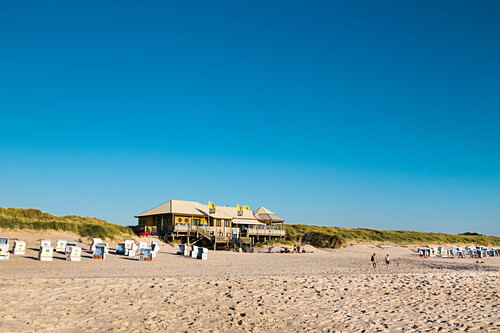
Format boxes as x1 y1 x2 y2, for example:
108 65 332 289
0 231 499 332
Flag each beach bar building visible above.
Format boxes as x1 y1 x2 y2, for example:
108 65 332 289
134 200 285 250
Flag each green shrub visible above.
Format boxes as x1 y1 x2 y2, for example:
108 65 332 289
169 239 182 245
285 224 500 248
0 207 134 239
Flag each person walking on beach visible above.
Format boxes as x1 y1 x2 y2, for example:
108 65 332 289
385 254 390 269
371 253 377 269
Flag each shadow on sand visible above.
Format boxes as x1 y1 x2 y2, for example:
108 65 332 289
120 257 138 261
420 260 498 272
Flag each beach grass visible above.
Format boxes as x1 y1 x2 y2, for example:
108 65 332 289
286 224 500 248
254 239 295 247
0 207 134 239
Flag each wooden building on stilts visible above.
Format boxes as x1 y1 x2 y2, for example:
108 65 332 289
134 200 286 251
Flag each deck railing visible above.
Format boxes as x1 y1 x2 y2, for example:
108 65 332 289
246 228 286 236
162 224 285 237
165 225 239 236
243 225 285 236
247 225 285 230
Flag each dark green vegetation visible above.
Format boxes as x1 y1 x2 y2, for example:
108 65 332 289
0 207 134 239
286 224 500 249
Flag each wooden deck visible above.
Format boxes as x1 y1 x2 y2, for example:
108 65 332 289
134 224 286 251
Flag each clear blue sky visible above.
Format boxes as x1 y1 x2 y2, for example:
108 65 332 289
1 1 499 235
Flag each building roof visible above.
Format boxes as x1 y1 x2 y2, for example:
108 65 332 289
135 200 285 222
216 206 259 220
253 207 285 222
135 200 232 219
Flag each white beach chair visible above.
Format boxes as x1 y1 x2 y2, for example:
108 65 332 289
137 242 147 252
90 238 103 251
66 246 82 261
0 237 9 259
39 246 53 261
131 243 139 252
182 244 190 256
55 240 67 253
13 240 26 255
124 240 134 251
116 243 126 255
151 242 160 258
419 248 431 257
66 242 77 254
191 245 199 258
127 249 136 257
0 247 10 260
98 242 109 254
198 247 208 260
40 240 51 250
93 244 106 259
140 247 152 261
0 237 8 248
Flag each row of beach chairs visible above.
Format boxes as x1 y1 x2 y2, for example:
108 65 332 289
37 240 83 261
0 237 159 262
176 244 208 260
419 246 500 259
115 240 159 260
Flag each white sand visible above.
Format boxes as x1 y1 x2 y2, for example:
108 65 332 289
0 230 499 332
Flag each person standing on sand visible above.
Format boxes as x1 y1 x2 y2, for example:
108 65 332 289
371 253 377 269
385 254 390 269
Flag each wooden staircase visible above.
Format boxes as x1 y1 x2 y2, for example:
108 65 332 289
231 237 253 252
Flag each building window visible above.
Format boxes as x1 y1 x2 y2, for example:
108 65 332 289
224 220 229 227
184 218 189 223
216 219 221 227
193 219 200 226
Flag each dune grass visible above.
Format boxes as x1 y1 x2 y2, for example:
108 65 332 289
254 239 295 248
0 207 134 240
286 224 500 249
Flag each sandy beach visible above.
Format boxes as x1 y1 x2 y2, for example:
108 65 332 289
1 231 499 332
